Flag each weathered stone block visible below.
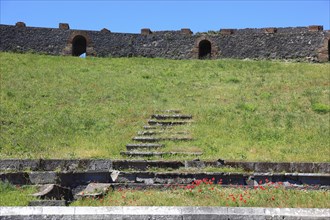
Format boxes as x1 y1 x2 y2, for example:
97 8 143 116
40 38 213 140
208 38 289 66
0 159 40 171
0 172 31 185
86 160 112 171
32 184 73 201
220 29 234 35
76 183 111 198
274 163 291 173
113 160 147 170
59 23 70 30
308 25 323 32
181 28 193 35
101 28 111 33
141 28 152 35
15 22 26 28
28 200 67 206
29 172 58 184
58 172 111 187
185 161 205 168
264 28 277 34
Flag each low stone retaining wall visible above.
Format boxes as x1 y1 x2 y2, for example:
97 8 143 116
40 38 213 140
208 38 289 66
1 171 329 189
1 207 329 220
1 159 329 173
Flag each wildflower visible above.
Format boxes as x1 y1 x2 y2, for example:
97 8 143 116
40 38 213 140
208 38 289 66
243 200 247 203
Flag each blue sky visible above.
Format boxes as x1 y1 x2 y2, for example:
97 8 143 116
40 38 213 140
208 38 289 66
1 1 329 33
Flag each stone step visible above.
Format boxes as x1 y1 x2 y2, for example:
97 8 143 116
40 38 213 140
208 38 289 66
28 200 67 206
137 131 189 136
143 125 175 130
148 120 191 126
151 114 192 120
120 151 203 157
132 136 193 142
126 143 165 151
158 110 182 114
76 183 111 198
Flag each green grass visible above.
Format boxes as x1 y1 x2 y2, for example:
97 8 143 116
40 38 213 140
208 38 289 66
72 182 330 208
1 52 329 161
1 181 329 208
0 182 37 206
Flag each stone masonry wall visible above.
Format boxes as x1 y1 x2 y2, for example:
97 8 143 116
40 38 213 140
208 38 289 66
0 24 329 62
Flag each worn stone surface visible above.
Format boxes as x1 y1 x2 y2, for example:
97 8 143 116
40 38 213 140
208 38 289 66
120 151 202 157
32 184 73 201
1 207 329 220
29 172 57 184
148 120 190 126
28 200 67 206
0 172 31 185
0 159 40 171
86 160 112 171
151 114 192 120
112 160 184 171
126 143 164 150
76 183 111 198
58 171 111 187
133 136 193 142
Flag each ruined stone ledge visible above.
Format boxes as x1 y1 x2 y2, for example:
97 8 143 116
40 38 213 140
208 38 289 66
148 120 191 126
126 143 165 150
132 136 194 142
151 114 193 120
0 159 329 173
120 151 202 157
1 171 329 187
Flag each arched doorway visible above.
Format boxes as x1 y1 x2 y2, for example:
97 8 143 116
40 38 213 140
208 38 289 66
72 35 87 56
328 39 330 61
198 40 212 59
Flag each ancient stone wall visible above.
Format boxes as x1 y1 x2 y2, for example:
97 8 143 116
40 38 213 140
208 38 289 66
0 23 329 62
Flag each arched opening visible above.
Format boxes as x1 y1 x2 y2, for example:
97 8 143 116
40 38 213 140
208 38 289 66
328 39 330 62
198 40 212 59
72 35 87 56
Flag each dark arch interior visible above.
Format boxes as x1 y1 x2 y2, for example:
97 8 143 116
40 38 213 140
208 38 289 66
72 35 87 56
328 40 330 61
198 40 212 59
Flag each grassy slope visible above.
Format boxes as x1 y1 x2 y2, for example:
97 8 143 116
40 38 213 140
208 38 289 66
1 181 329 207
0 52 329 161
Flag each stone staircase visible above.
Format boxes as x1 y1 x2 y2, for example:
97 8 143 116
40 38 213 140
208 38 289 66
120 110 202 157
1 110 329 206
